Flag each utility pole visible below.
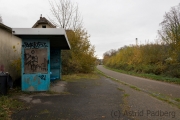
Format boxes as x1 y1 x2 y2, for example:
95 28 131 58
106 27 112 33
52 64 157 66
136 38 138 45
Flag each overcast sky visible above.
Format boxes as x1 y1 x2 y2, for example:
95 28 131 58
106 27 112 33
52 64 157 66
0 0 180 59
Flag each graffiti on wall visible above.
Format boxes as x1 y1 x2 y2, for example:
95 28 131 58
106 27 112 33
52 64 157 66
23 42 48 49
38 75 46 80
24 49 48 73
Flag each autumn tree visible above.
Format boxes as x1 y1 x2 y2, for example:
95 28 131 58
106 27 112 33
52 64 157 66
49 0 96 74
62 29 96 74
158 3 180 62
103 4 180 78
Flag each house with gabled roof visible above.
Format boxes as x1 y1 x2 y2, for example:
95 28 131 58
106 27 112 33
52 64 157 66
32 15 56 28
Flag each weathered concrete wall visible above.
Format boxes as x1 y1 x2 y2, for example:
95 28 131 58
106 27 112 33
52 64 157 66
0 27 22 80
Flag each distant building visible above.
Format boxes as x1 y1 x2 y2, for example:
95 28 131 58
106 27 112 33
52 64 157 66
32 15 56 28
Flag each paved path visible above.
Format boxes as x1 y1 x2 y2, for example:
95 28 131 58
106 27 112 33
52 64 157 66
97 65 180 120
97 65 180 98
12 76 130 120
11 67 180 120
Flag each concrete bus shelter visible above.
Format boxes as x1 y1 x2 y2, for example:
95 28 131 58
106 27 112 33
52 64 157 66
12 28 71 91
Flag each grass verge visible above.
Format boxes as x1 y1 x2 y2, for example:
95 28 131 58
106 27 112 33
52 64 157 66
0 95 24 120
104 66 180 84
117 88 124 91
123 94 130 97
62 72 99 82
39 109 50 115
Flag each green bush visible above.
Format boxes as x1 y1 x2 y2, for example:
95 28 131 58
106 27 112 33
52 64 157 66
165 64 180 78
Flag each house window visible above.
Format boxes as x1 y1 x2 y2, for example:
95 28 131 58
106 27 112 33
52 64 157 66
42 25 46 28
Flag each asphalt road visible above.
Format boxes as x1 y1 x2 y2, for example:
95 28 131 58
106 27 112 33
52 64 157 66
11 66 180 120
97 65 180 120
97 65 180 98
12 76 130 120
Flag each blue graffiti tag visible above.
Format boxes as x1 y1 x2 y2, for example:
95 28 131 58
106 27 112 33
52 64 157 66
38 75 46 80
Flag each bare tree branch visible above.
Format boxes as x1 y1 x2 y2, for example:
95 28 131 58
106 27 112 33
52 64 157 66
49 0 82 31
159 4 180 44
158 3 180 62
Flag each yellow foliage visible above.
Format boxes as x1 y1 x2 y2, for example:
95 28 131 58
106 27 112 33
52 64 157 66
11 58 21 76
103 43 180 77
62 29 96 74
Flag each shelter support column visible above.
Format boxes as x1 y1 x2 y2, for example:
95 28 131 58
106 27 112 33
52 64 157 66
50 49 61 81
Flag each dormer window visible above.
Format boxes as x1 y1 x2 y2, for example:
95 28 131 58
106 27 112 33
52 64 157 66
42 25 46 28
